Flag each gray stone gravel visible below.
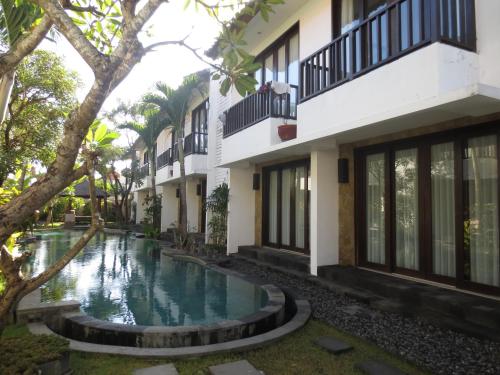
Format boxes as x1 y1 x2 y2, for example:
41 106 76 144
224 258 500 375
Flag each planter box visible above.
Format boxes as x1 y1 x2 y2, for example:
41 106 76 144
37 351 71 375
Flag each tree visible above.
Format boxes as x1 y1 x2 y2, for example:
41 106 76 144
118 110 164 229
0 0 49 123
0 49 79 185
142 74 205 239
0 0 283 332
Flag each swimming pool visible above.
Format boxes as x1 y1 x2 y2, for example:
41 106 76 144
23 230 268 327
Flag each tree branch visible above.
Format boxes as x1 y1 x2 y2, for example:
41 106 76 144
34 0 109 75
0 16 53 77
60 0 106 17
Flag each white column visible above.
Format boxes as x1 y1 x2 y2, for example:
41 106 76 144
135 191 146 224
186 179 199 232
310 149 339 275
227 167 255 254
161 184 178 232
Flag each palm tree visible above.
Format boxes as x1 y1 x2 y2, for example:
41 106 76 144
119 113 164 229
142 74 205 238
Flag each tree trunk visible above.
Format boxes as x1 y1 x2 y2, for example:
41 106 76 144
102 173 108 223
178 137 188 238
0 71 15 124
149 151 159 230
17 164 27 191
0 154 101 328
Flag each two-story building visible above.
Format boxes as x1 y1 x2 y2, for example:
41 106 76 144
131 71 210 234
209 0 500 296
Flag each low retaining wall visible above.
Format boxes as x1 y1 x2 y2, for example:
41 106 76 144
54 284 286 348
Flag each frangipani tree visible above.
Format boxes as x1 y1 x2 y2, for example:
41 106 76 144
0 0 283 332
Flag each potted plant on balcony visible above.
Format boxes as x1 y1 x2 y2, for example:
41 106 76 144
269 81 296 141
277 119 297 141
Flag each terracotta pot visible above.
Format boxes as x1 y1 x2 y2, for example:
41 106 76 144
277 124 297 141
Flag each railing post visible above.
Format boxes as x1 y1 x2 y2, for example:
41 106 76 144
430 0 441 42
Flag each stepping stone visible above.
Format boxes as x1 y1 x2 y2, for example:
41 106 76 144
355 360 406 375
133 364 178 375
209 360 263 375
314 336 353 355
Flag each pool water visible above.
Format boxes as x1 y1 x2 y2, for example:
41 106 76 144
22 231 267 326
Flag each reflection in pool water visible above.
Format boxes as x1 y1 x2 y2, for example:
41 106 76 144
22 231 267 326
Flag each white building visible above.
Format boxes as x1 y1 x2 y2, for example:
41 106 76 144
206 0 500 296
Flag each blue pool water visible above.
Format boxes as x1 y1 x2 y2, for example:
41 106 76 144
22 231 267 326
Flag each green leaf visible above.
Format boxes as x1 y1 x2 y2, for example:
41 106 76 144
220 78 231 96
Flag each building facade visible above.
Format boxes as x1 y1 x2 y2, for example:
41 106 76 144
209 0 500 296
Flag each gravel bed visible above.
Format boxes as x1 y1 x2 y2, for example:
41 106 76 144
224 258 500 375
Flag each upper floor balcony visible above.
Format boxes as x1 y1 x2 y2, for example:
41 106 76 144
223 83 299 138
156 132 208 184
221 0 500 166
300 0 476 102
132 163 152 192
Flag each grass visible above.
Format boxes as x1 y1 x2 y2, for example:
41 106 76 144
2 320 430 375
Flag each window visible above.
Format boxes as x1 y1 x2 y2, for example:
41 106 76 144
254 25 299 87
263 160 310 254
357 124 500 294
190 99 209 154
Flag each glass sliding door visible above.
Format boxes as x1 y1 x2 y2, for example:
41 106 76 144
358 125 500 295
281 169 292 247
264 161 310 253
366 153 386 265
395 148 419 271
463 135 499 287
295 166 307 249
268 171 279 244
431 142 456 277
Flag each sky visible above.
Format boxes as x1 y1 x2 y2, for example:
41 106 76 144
39 1 231 150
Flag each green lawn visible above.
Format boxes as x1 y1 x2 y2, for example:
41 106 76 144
3 320 429 375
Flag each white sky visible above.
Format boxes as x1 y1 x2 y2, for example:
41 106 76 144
39 1 230 152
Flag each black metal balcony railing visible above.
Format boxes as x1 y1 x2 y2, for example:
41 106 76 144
223 84 299 138
300 0 476 102
156 148 172 170
138 163 150 178
184 132 208 156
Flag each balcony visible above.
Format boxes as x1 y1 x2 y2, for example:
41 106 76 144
300 0 476 102
157 148 173 170
223 84 299 138
138 163 150 177
133 163 152 192
184 132 208 156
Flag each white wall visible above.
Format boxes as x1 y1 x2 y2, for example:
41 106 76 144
186 179 199 232
310 149 339 275
161 184 178 231
227 167 255 254
134 190 147 224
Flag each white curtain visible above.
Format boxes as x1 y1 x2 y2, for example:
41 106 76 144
281 169 291 246
464 135 499 286
295 167 306 249
366 153 385 264
268 171 278 243
395 148 419 270
431 142 456 277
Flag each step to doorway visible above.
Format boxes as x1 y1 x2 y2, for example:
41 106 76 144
237 246 310 274
318 265 500 342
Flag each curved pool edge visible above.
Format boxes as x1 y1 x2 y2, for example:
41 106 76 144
56 283 286 348
52 254 288 348
28 298 311 358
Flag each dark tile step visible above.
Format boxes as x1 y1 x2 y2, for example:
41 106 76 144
355 360 406 375
209 360 263 375
314 336 353 355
